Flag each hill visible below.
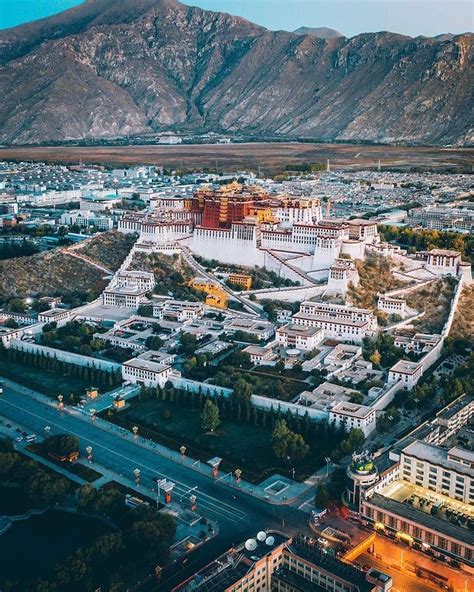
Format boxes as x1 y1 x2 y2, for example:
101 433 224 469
293 27 343 38
0 0 472 146
0 231 134 301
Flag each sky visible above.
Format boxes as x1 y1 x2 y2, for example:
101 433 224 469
0 0 472 37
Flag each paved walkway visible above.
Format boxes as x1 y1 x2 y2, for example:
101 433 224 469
1 377 316 507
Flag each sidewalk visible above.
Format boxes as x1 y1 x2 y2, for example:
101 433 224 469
2 377 316 506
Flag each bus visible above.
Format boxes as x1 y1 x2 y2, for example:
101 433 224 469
25 434 37 443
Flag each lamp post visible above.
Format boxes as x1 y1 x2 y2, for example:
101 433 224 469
132 426 139 439
85 446 93 463
133 468 141 486
325 457 331 477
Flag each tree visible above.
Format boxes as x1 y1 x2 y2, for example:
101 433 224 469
370 349 381 366
314 483 330 508
201 400 220 432
180 333 198 355
271 419 309 463
43 434 79 457
145 335 163 350
8 298 26 313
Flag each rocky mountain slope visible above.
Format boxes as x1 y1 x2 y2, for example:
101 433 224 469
293 27 343 39
0 0 472 145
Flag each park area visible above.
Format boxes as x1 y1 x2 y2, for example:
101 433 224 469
107 397 336 483
0 358 95 400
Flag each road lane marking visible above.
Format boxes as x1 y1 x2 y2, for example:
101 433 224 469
0 396 248 524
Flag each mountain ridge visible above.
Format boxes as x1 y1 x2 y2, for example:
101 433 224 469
0 0 472 146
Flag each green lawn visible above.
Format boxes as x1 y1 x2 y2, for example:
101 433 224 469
0 359 95 400
107 398 326 483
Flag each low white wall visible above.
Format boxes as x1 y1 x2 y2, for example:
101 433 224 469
250 394 328 421
10 339 120 372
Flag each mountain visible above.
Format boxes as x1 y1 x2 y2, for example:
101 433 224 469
0 0 472 146
293 27 343 39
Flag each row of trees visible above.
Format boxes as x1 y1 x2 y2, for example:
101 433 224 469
141 382 364 463
2 346 122 389
0 438 72 507
379 225 473 262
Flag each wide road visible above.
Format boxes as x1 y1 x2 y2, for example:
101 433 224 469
0 383 311 590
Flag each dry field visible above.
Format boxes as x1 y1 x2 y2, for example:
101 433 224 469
0 142 472 173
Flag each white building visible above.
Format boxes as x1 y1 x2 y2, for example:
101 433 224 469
153 300 204 322
329 401 377 437
327 258 360 294
116 271 155 291
388 360 423 389
242 344 278 366
122 351 178 388
38 308 73 325
293 302 376 343
103 286 148 308
400 440 474 505
377 295 407 318
275 323 324 351
59 210 113 231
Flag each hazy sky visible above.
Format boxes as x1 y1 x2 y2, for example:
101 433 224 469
0 0 472 37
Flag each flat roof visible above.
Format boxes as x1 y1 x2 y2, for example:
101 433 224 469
389 360 422 375
105 285 147 296
402 440 473 478
330 401 374 419
277 323 323 337
437 393 474 421
123 357 170 374
367 493 474 546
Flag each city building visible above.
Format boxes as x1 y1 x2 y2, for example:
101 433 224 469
242 344 278 366
38 308 73 324
172 532 392 592
122 350 178 388
377 295 406 318
116 270 155 291
329 401 377 437
102 286 148 308
275 323 324 351
387 360 423 389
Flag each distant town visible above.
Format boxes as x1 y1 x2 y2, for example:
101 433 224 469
0 160 472 592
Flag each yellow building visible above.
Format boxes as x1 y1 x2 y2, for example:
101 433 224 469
228 273 252 290
189 277 228 309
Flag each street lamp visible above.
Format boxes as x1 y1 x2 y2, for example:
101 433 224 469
132 425 139 439
133 468 141 486
325 456 331 477
85 446 93 463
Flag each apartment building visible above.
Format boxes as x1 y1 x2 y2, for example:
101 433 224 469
242 344 278 366
38 308 73 324
400 441 474 505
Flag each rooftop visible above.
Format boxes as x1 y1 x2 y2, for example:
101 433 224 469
401 440 474 478
367 492 474 546
389 360 422 375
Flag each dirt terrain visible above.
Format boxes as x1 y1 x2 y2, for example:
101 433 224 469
0 142 472 173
